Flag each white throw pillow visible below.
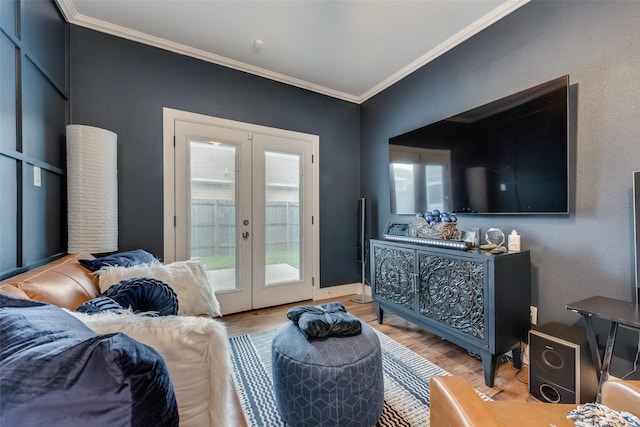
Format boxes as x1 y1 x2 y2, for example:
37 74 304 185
69 310 230 427
98 259 221 317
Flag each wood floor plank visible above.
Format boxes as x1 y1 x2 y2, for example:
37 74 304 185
220 293 537 425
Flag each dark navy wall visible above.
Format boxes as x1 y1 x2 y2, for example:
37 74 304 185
0 0 68 280
70 26 361 287
361 1 640 373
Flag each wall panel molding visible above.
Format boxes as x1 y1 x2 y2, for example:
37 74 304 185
0 0 68 280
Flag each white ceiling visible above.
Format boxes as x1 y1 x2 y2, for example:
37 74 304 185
56 0 529 104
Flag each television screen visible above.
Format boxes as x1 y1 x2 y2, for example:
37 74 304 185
389 75 569 215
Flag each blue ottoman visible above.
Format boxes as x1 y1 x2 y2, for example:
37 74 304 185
271 320 384 427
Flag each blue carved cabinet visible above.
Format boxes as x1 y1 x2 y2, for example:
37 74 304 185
371 239 531 387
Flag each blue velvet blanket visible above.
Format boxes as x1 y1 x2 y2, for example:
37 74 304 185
0 294 178 426
286 301 362 340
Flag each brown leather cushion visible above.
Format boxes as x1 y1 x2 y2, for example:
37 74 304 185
601 379 640 416
430 375 640 427
485 401 575 426
0 283 30 299
0 253 99 310
430 375 576 427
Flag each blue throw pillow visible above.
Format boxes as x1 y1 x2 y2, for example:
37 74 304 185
76 296 124 315
102 277 179 316
79 249 159 272
0 293 179 426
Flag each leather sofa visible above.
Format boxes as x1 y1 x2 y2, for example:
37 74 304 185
430 375 640 427
0 253 230 427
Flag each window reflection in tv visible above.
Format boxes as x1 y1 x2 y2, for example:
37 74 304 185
389 75 569 215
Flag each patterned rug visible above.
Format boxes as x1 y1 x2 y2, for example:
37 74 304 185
229 326 454 426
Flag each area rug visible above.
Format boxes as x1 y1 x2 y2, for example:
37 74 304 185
229 326 454 426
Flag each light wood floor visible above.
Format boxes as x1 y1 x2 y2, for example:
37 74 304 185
221 294 537 425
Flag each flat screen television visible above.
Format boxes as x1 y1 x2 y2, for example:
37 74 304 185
389 75 570 215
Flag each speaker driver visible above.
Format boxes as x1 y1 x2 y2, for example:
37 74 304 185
539 384 561 403
542 348 565 369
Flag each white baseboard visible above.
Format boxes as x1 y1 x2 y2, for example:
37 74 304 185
313 282 371 301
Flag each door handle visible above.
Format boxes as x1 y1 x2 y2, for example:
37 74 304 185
242 231 250 240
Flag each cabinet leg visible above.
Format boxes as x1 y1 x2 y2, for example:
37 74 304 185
512 345 522 370
375 303 384 324
481 351 496 387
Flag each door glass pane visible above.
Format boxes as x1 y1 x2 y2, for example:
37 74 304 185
265 151 300 285
190 139 237 292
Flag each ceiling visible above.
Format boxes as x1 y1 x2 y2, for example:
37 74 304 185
56 0 529 104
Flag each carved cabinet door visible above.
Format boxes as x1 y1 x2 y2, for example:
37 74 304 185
417 251 487 341
372 244 416 312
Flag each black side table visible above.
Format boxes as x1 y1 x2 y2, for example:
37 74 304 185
566 296 640 402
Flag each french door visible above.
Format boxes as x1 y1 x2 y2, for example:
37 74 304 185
169 114 316 315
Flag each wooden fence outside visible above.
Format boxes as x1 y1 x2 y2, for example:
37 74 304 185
190 199 300 257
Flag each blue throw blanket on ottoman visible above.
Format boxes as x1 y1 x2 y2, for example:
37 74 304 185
286 301 362 340
0 294 178 426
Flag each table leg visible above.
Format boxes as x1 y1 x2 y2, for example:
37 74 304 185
582 314 602 379
375 303 384 324
596 321 618 403
512 345 522 370
481 351 496 388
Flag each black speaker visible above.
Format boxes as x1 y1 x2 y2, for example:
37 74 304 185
529 321 597 404
357 198 366 262
352 198 373 304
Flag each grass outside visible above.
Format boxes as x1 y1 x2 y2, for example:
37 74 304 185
200 250 300 270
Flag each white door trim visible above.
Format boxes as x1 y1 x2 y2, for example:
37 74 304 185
162 107 320 297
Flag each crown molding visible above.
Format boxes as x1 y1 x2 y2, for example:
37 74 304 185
57 0 529 105
358 0 530 103
56 0 360 103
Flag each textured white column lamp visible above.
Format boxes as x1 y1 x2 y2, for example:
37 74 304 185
66 124 118 253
